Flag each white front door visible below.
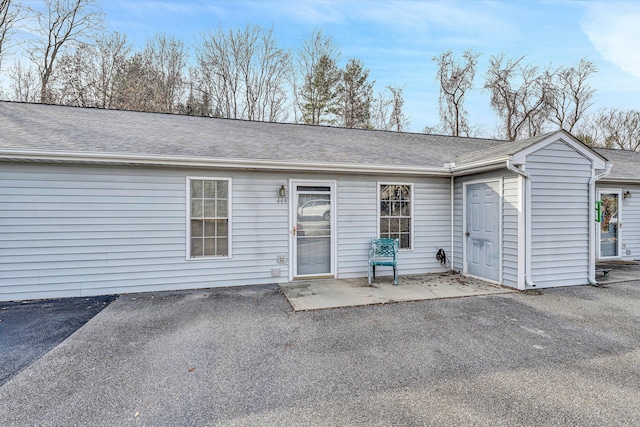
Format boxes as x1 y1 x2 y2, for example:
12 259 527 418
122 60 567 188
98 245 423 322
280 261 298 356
465 180 501 282
598 190 621 259
292 182 335 278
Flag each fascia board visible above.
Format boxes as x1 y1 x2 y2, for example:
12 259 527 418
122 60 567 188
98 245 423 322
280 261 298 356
0 149 450 176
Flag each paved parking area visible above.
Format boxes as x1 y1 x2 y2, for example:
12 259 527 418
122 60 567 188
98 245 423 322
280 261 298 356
1 281 639 426
0 295 116 387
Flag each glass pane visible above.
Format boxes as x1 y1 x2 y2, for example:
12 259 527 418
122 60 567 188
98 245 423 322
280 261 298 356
600 194 619 257
380 201 390 216
217 219 228 236
217 238 228 256
191 220 203 237
203 180 216 198
217 201 228 217
401 201 411 216
380 218 389 233
217 181 228 198
191 200 203 217
400 234 410 249
389 218 400 233
400 218 410 232
204 200 215 217
191 180 203 198
204 238 216 256
191 238 203 257
204 220 216 237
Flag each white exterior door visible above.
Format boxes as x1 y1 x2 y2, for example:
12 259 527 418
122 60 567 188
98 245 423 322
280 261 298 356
465 181 501 282
291 182 335 278
598 190 621 259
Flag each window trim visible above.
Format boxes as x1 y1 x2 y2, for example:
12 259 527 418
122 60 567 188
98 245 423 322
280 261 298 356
377 182 414 251
186 176 232 260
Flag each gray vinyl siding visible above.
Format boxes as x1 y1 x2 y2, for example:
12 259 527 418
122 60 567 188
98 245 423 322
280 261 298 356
1 164 452 301
0 164 290 301
502 175 520 287
336 176 452 278
527 141 592 287
597 183 640 261
453 170 520 288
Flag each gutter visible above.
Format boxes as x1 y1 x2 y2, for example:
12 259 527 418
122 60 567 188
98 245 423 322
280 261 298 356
588 162 613 285
505 160 537 289
0 150 450 177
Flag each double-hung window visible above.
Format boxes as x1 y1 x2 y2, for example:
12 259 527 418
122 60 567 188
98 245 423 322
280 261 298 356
379 183 412 249
188 178 231 258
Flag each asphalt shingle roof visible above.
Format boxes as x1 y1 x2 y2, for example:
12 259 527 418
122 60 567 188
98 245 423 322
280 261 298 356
0 102 635 180
0 102 506 170
594 148 640 181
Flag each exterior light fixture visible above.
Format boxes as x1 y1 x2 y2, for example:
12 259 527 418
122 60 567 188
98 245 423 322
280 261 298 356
278 185 287 198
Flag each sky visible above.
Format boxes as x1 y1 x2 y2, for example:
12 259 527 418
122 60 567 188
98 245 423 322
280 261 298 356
6 0 640 136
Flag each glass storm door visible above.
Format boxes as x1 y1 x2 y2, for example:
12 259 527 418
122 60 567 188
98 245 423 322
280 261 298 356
465 181 501 282
599 191 620 258
293 184 334 277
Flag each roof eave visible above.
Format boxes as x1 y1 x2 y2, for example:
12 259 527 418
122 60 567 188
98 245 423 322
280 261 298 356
0 150 451 176
598 177 640 184
450 156 510 176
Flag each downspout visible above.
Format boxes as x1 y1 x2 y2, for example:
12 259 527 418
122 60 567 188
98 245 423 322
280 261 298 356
506 160 537 289
588 162 612 285
451 175 455 271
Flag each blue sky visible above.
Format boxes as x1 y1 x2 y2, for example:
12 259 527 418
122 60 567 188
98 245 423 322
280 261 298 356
12 0 640 136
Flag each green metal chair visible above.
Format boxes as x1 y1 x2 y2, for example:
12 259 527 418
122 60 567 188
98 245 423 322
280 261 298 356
368 238 399 286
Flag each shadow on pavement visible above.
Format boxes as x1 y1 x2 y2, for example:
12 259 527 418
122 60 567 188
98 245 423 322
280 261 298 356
0 295 117 386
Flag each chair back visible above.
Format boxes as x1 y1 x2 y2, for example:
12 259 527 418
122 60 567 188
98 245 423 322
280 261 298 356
370 238 398 260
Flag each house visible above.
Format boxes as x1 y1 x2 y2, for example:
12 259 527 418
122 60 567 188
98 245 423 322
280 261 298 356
0 101 632 302
593 148 640 262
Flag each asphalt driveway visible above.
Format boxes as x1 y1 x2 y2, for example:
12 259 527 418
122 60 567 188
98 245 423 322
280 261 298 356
0 295 116 387
1 282 640 426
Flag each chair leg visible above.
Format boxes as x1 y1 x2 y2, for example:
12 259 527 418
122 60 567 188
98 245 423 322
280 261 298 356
394 266 398 286
373 266 376 280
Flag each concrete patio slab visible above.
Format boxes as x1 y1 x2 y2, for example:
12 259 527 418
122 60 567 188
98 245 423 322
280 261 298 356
596 261 640 284
280 272 514 311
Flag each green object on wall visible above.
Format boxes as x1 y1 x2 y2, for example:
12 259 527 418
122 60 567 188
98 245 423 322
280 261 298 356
595 200 602 222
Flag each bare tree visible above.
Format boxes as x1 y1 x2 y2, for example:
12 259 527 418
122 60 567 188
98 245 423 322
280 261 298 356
387 84 410 132
28 0 103 103
111 52 158 112
484 54 554 141
577 108 640 151
433 49 481 136
196 24 290 121
52 32 130 108
0 0 22 70
8 61 39 102
143 33 187 113
371 89 393 131
294 29 340 125
549 58 597 133
337 58 374 129
370 85 409 131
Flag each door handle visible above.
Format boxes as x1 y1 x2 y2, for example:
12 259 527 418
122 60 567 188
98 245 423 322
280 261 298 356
465 232 470 237
292 226 297 235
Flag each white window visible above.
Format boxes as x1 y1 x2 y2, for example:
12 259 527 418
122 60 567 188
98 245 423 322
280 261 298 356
379 183 412 249
188 178 231 258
